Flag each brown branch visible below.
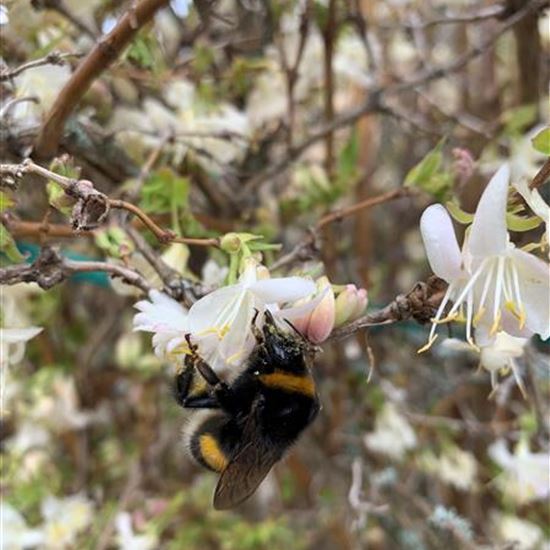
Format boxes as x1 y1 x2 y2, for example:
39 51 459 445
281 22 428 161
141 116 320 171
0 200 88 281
379 4 506 30
329 277 448 341
530 157 550 190
0 246 152 293
238 0 547 201
0 160 219 247
0 214 91 239
270 187 409 272
0 51 83 82
316 187 411 230
33 0 170 159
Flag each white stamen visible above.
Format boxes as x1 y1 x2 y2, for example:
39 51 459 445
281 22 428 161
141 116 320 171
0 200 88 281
418 282 455 353
474 259 496 325
465 291 477 349
492 256 505 328
446 259 487 318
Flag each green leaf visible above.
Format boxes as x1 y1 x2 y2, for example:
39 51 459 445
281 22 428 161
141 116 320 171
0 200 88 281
0 191 15 212
140 168 190 216
46 180 73 215
502 104 537 136
446 201 474 224
0 223 24 262
404 138 452 199
405 137 446 187
531 127 550 155
506 212 543 232
338 128 359 182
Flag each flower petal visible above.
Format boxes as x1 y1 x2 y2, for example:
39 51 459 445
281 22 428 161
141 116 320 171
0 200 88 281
133 290 188 333
187 286 242 333
420 204 463 281
250 277 315 304
307 283 335 343
511 249 550 340
0 326 43 344
469 164 510 257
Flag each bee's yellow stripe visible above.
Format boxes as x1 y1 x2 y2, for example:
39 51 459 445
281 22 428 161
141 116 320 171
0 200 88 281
199 434 229 472
259 371 315 396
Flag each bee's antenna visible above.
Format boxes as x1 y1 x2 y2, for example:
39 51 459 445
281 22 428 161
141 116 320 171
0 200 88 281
283 318 302 337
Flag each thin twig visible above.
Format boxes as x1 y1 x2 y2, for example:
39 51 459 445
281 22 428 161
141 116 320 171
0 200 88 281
0 214 92 239
0 51 83 82
0 246 152 293
316 187 410 230
530 157 550 189
329 277 448 341
270 187 409 272
379 4 506 30
34 0 170 158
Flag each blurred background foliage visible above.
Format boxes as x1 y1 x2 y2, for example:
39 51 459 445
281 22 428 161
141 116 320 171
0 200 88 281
1 0 549 548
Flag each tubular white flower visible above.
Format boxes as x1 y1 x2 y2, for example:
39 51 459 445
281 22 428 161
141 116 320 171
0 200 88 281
419 164 550 352
477 330 528 399
133 262 316 372
489 439 550 504
133 290 189 359
187 260 315 372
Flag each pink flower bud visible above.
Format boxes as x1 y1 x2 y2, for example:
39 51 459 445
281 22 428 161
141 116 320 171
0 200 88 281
306 277 335 343
334 284 359 326
349 288 368 321
334 285 368 326
452 148 475 186
290 277 335 343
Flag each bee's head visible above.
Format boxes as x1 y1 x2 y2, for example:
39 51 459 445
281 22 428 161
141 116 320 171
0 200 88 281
261 310 309 372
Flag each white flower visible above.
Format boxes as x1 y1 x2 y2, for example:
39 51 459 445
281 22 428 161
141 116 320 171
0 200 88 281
134 262 315 372
41 494 94 549
134 289 189 359
420 446 478 490
29 374 99 432
492 513 546 550
115 512 157 550
477 330 529 398
1 502 45 550
1 283 42 367
0 327 43 367
514 178 550 259
13 65 71 122
364 403 417 460
488 439 550 504
419 164 550 352
187 261 314 372
438 330 529 398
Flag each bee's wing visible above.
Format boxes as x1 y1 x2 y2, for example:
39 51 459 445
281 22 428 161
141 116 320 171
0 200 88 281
213 400 281 510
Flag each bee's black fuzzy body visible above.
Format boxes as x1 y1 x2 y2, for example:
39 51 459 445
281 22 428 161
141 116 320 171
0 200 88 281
175 312 320 509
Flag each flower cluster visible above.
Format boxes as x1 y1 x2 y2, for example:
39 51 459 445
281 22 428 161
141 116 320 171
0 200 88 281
419 164 549 394
133 259 368 373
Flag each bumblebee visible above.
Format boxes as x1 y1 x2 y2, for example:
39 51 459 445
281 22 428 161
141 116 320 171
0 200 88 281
174 311 320 510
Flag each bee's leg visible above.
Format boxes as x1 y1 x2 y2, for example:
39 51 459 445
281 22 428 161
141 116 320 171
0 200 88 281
174 364 221 409
174 363 193 407
183 334 242 413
